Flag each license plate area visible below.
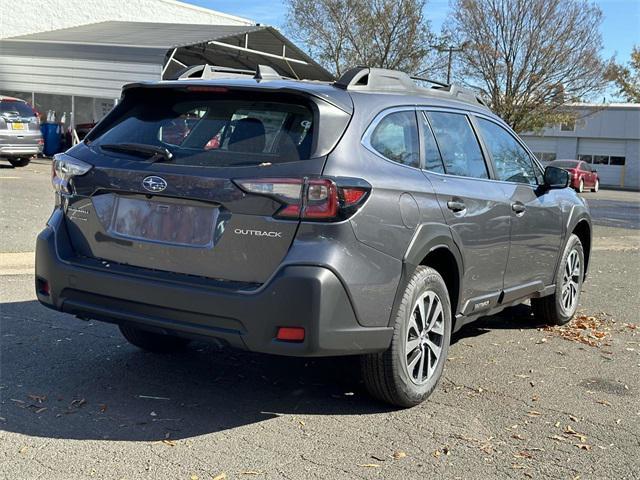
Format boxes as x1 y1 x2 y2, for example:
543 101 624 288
9 122 26 130
109 196 218 247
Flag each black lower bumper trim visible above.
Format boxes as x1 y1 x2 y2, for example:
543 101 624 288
35 212 393 357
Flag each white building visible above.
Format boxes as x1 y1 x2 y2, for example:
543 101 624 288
522 104 640 190
0 0 253 38
0 0 330 140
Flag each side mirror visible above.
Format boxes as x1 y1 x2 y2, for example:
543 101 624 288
543 166 570 189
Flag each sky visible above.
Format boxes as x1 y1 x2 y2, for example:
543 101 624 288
185 0 640 63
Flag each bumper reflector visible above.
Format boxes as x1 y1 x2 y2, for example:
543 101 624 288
36 278 50 296
276 327 305 342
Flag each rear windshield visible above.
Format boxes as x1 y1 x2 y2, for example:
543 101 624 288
88 89 315 167
550 160 579 169
0 100 36 118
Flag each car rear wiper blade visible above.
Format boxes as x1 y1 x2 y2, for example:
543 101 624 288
99 143 173 163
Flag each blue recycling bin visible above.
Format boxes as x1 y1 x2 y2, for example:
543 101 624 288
41 123 61 157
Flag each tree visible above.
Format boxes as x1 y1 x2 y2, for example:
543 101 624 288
285 0 435 77
445 0 610 132
607 46 640 103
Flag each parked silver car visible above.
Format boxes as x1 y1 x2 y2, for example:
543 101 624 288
0 96 43 167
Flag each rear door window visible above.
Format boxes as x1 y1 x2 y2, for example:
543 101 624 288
419 112 445 173
90 90 315 167
426 112 488 179
369 110 420 168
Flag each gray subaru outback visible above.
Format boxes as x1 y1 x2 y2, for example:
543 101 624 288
36 66 591 407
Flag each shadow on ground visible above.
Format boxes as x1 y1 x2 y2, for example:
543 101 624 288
0 300 540 442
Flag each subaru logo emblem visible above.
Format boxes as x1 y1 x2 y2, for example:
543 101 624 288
142 176 167 193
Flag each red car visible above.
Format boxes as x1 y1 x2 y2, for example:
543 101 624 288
549 159 600 193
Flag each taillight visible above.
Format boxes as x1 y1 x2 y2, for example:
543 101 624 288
51 153 93 194
234 177 370 221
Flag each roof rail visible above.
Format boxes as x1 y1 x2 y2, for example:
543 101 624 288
170 64 287 81
335 67 488 108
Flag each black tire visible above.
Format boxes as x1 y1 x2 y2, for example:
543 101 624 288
531 234 584 326
119 324 190 353
360 266 452 408
8 158 30 167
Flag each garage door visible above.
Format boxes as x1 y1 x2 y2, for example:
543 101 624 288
577 139 626 187
522 137 558 162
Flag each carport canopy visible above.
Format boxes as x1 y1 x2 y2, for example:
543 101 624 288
0 21 333 99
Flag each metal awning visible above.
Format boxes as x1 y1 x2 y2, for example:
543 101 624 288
0 21 333 98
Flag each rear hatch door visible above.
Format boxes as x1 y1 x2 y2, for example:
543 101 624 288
64 84 350 285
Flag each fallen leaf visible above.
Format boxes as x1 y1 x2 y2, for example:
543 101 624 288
28 394 46 403
70 398 86 408
433 450 441 458
34 407 47 414
527 410 542 417
392 451 407 459
191 475 199 480
514 451 533 459
358 464 380 468
212 474 227 480
99 404 107 413
549 435 565 442
162 439 176 447
240 471 263 476
569 415 579 422
512 434 525 440
574 444 592 451
596 400 612 407
19 446 28 454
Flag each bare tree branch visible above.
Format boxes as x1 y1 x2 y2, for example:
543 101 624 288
285 0 437 77
446 0 610 132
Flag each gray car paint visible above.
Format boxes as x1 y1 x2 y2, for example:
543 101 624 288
38 77 592 350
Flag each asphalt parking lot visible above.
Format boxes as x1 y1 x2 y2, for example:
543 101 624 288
1 159 639 479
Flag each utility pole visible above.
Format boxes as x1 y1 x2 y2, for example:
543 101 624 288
430 44 465 84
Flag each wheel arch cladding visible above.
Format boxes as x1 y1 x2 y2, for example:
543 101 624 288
419 247 461 321
572 220 591 279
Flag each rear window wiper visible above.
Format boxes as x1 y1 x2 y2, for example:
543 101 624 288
99 143 173 163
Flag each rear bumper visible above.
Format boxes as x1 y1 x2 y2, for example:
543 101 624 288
0 144 42 157
35 210 392 357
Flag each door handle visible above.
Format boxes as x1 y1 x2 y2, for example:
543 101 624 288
447 200 466 212
511 202 526 214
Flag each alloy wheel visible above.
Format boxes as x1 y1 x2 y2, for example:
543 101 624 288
405 291 445 385
561 249 581 314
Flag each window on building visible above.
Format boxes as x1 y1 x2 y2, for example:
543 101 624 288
426 112 488 179
370 110 420 168
609 156 626 165
578 154 593 163
593 155 609 165
560 120 576 132
535 152 556 162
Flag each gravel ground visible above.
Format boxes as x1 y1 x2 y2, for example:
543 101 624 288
1 161 639 479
